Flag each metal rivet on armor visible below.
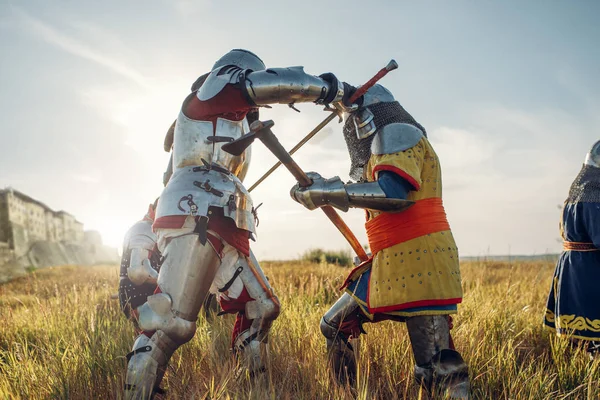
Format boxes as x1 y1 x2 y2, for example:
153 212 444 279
439 271 442 274
450 256 454 258
441 232 444 235
401 252 404 255
409 251 412 254
434 250 437 253
418 273 421 277
423 250 427 253
388 287 391 290
396 278 398 281
395 253 398 257
417 257 420 260
428 272 432 276
402 284 406 288
402 276 405 279
386 262 389 265
448 247 451 250
416 249 420 253
411 274 414 278
419 281 422 284
401 260 404 263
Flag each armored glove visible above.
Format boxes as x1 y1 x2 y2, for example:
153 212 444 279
319 73 362 110
291 172 415 213
290 172 350 212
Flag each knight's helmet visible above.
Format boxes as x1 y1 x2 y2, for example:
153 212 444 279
211 49 266 72
584 140 600 168
342 84 426 180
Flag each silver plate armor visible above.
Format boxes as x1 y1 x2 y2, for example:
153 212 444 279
199 49 266 101
156 167 256 234
212 49 265 73
371 123 424 155
123 220 159 286
245 67 343 105
173 101 251 180
585 140 600 167
345 84 395 140
291 172 414 213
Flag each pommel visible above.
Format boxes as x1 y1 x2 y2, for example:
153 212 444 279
385 59 399 72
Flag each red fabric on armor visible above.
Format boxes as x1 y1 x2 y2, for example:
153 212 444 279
185 85 253 123
143 203 156 222
219 287 255 347
153 214 250 257
208 213 250 257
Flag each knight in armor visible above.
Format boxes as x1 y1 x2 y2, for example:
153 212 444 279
124 49 356 399
544 140 600 359
290 84 469 398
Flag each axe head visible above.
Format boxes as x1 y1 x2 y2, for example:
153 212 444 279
221 120 275 156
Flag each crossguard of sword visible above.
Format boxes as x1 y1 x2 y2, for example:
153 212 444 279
222 120 369 261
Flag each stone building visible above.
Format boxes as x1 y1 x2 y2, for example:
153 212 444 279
0 187 85 257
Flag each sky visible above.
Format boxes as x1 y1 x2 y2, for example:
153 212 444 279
0 0 599 260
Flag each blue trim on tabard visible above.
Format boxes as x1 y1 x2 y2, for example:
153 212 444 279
346 268 458 315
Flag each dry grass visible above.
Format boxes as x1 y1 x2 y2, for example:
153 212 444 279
0 260 599 399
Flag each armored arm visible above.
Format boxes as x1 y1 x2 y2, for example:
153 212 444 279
125 221 159 286
243 67 345 106
291 172 414 212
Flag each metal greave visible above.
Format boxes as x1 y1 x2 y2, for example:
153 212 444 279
125 234 221 399
406 315 469 399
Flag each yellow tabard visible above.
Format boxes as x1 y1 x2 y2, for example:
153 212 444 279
362 136 463 313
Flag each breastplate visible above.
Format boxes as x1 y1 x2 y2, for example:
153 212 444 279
173 110 251 181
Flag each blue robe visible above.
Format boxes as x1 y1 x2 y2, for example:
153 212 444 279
544 165 600 340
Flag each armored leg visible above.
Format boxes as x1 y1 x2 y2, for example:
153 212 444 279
320 293 364 386
125 233 221 399
229 250 280 376
406 315 469 399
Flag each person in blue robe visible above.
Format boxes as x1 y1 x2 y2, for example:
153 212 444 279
545 140 600 357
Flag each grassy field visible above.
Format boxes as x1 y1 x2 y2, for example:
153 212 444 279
0 260 599 399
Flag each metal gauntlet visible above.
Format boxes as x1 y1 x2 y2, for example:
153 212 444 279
127 248 159 286
244 67 344 106
291 173 414 212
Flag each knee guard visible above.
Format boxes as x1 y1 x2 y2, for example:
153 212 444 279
124 332 175 400
232 294 280 376
137 292 197 345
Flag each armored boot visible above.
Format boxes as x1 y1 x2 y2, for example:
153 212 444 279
407 315 469 399
124 332 175 400
324 332 358 386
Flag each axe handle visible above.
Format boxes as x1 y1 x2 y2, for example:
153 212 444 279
259 127 369 262
248 111 338 193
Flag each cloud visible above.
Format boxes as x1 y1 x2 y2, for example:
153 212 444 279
12 7 150 89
